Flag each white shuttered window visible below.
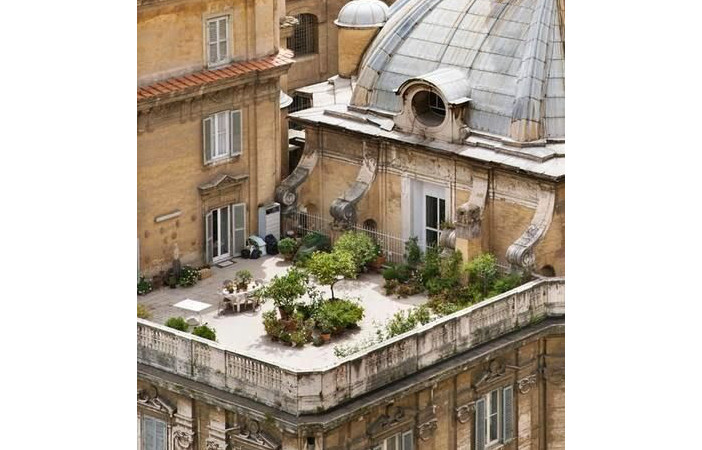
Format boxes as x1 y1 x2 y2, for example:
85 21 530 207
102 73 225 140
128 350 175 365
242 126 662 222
474 386 514 450
207 16 228 66
142 416 166 450
203 110 243 164
374 431 413 450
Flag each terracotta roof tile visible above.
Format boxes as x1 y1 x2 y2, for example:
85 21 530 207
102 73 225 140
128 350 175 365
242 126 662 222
138 49 294 102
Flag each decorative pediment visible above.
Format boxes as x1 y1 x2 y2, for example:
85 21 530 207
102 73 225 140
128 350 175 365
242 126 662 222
473 358 507 388
137 386 176 417
367 404 413 437
198 174 249 194
227 418 281 450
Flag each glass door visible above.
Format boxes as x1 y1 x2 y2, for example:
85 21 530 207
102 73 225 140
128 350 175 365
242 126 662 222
425 195 445 247
207 205 231 262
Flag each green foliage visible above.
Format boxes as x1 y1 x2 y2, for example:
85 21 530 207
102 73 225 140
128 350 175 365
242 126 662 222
277 237 297 256
394 281 424 298
257 267 309 316
262 310 282 337
314 298 365 333
333 231 378 270
422 248 463 295
385 310 417 338
137 276 153 295
178 266 200 287
384 278 400 296
404 236 423 268
294 232 332 266
165 317 188 332
382 264 411 283
235 269 253 286
137 304 151 319
489 272 525 297
465 253 499 297
192 324 217 341
306 250 357 299
421 246 441 287
413 304 432 325
296 287 325 320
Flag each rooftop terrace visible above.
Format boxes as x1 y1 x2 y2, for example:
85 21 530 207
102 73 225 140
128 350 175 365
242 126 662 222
137 255 427 370
138 256 564 416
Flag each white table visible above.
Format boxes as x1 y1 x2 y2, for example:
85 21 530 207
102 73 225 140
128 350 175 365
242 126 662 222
173 299 212 325
221 290 250 313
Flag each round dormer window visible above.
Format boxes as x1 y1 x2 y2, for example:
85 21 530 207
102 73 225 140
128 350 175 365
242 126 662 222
412 90 446 127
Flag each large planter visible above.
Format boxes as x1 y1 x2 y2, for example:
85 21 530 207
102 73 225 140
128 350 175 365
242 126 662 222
199 268 212 280
369 255 387 272
320 333 331 343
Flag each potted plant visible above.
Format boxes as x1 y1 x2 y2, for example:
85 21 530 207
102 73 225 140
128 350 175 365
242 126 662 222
256 268 308 320
317 317 333 343
278 237 297 261
168 274 178 289
199 265 212 280
369 242 386 271
235 269 253 292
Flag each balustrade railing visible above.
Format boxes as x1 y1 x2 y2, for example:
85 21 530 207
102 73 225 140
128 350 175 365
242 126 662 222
138 278 564 416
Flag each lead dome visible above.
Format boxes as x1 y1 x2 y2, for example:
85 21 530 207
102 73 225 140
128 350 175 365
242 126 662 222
334 0 389 29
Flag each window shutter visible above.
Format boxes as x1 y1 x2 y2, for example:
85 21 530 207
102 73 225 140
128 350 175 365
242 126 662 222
475 399 486 450
143 417 166 450
217 111 229 157
205 212 213 263
203 116 213 163
231 110 242 156
503 385 514 442
218 17 228 60
402 431 414 450
208 21 218 64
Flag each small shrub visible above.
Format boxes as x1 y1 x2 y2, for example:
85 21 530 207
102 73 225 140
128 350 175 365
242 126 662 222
489 272 525 297
333 231 378 270
314 299 365 333
404 236 423 269
414 304 432 325
382 264 411 283
137 304 151 319
278 237 297 256
257 267 308 318
385 310 417 338
137 276 153 295
262 310 282 337
395 282 423 298
235 269 253 288
465 253 499 297
165 317 188 332
192 323 217 341
384 279 399 295
178 266 200 287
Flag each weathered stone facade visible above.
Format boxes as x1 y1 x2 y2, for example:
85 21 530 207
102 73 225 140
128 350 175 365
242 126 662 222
137 0 292 276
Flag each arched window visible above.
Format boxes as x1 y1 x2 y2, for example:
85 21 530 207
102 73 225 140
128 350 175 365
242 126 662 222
540 265 556 277
287 14 318 56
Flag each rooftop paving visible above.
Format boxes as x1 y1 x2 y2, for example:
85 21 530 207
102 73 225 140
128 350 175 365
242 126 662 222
137 255 427 370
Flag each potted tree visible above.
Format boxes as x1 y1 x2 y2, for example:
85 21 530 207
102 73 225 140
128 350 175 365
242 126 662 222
235 269 253 292
256 267 308 320
317 317 333 343
306 250 357 300
277 237 297 261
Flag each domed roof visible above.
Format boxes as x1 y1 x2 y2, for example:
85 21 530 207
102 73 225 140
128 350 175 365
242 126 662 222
335 0 389 29
351 0 565 141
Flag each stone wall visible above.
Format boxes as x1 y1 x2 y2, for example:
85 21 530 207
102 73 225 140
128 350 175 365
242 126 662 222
138 0 279 86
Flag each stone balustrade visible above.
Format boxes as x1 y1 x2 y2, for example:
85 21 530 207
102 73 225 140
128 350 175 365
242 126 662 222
138 278 564 416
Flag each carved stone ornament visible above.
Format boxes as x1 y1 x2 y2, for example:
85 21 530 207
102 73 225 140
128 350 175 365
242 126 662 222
456 175 488 240
416 404 438 441
517 373 538 394
473 358 507 387
330 145 378 226
205 440 221 450
274 147 319 215
227 418 281 450
137 386 176 417
455 402 476 424
367 404 408 437
417 419 438 441
173 430 194 449
506 186 555 270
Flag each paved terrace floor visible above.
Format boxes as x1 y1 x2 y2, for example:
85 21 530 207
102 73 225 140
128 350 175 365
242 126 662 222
137 255 427 370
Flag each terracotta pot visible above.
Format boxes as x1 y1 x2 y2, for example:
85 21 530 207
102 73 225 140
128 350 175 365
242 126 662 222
320 333 331 343
199 268 212 280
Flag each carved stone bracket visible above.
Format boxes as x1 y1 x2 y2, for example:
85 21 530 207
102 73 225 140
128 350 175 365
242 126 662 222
506 185 555 270
455 402 476 424
274 147 319 215
173 430 195 449
330 144 378 226
517 372 538 394
417 419 438 441
367 404 408 437
456 173 488 240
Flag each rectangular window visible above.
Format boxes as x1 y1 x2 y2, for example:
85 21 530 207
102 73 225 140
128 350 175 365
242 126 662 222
207 16 229 66
203 110 243 164
374 431 413 450
142 416 166 450
474 386 514 450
